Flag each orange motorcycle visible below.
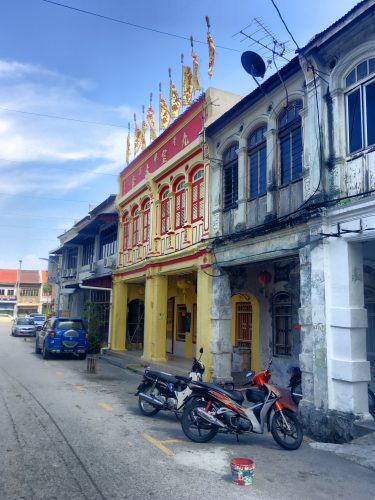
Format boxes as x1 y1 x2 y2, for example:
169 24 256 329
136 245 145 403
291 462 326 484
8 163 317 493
181 360 303 450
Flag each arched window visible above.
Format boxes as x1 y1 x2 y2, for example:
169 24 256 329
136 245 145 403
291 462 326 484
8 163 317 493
345 57 375 154
132 208 140 247
160 189 170 235
278 100 303 185
142 200 150 243
223 144 238 210
174 180 186 229
248 125 267 198
192 169 204 222
272 292 292 356
122 213 130 251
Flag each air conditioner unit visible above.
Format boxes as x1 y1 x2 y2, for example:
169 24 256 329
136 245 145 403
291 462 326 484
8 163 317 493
61 269 69 278
89 262 96 272
103 257 114 268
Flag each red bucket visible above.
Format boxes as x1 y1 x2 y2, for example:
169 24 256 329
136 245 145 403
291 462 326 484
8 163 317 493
230 457 255 486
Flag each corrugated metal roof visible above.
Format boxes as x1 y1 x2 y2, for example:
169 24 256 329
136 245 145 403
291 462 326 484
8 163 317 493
301 0 373 51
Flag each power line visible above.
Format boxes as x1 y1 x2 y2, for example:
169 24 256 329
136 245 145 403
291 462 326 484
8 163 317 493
0 192 100 204
1 213 79 220
40 0 241 53
270 0 300 51
0 106 126 130
0 156 119 178
0 224 67 231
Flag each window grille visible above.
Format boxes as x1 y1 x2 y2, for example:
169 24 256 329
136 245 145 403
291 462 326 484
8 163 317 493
273 292 292 356
278 101 303 185
223 144 238 210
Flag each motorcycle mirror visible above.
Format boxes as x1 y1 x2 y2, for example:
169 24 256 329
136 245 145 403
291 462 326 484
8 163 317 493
199 347 203 354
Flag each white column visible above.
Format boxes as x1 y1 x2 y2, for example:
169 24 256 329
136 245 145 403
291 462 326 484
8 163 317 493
327 238 371 415
210 268 232 382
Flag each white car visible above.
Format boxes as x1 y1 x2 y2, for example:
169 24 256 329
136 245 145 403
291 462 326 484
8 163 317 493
11 317 37 337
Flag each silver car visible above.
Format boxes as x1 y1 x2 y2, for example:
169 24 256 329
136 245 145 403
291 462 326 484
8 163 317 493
11 317 37 337
31 314 46 331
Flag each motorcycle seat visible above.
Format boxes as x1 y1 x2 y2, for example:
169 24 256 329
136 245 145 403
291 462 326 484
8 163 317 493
145 369 180 384
203 382 244 404
224 389 245 404
175 375 191 383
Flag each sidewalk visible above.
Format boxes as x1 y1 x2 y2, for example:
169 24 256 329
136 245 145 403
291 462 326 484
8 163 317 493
99 348 375 472
99 348 249 383
99 348 193 377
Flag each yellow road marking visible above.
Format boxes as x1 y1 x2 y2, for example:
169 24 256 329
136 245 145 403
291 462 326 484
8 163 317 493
98 402 113 411
142 433 175 456
55 371 64 376
73 384 84 391
162 439 183 444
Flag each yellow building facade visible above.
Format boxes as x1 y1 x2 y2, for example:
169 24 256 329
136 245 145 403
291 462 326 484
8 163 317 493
111 89 240 380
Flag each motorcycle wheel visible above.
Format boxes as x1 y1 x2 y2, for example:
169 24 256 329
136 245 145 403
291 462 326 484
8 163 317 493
291 382 302 405
181 400 218 443
138 385 162 417
271 410 303 450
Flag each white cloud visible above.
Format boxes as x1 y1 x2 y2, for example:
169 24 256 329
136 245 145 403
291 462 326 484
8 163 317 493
0 59 133 197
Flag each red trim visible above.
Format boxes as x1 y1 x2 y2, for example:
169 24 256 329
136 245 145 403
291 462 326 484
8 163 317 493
119 97 204 175
114 249 209 277
153 147 202 184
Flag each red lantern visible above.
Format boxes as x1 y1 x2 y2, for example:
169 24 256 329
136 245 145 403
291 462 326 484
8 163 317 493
257 270 272 286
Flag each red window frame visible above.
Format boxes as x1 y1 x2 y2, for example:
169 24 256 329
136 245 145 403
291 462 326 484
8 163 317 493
143 205 150 243
160 190 170 235
132 211 139 247
191 170 204 223
174 182 185 229
123 219 130 250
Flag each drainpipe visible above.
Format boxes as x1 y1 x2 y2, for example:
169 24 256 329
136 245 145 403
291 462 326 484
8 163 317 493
78 282 113 349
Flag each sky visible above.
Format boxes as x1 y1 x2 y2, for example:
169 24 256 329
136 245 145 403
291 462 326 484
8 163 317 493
0 0 359 270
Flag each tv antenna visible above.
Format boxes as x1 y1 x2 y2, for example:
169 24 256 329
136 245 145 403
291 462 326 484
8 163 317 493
233 17 293 74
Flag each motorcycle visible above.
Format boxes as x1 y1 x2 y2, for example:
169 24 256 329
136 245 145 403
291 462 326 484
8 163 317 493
288 366 302 405
288 366 375 417
181 360 303 450
135 348 205 418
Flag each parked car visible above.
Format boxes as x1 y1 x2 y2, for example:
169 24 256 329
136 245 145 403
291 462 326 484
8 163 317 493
35 317 89 360
32 314 46 330
11 317 37 337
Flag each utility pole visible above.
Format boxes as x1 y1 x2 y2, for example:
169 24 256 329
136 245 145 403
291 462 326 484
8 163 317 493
15 259 22 317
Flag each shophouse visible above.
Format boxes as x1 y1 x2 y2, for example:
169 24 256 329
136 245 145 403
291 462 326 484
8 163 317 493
50 195 118 346
0 269 49 316
205 0 375 441
111 88 240 376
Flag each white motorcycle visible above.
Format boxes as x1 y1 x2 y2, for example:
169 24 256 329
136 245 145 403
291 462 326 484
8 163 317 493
135 348 205 418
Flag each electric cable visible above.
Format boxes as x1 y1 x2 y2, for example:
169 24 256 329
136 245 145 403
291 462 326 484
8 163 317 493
40 0 241 53
0 192 100 204
0 156 119 178
0 106 126 130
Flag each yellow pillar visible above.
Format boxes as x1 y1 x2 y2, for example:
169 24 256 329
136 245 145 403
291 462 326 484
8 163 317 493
143 274 168 362
110 280 128 351
197 268 212 381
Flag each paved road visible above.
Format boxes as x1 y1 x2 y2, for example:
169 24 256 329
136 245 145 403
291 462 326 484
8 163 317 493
0 318 374 500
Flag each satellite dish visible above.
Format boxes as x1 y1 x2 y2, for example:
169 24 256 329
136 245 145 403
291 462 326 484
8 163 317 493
241 51 266 78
